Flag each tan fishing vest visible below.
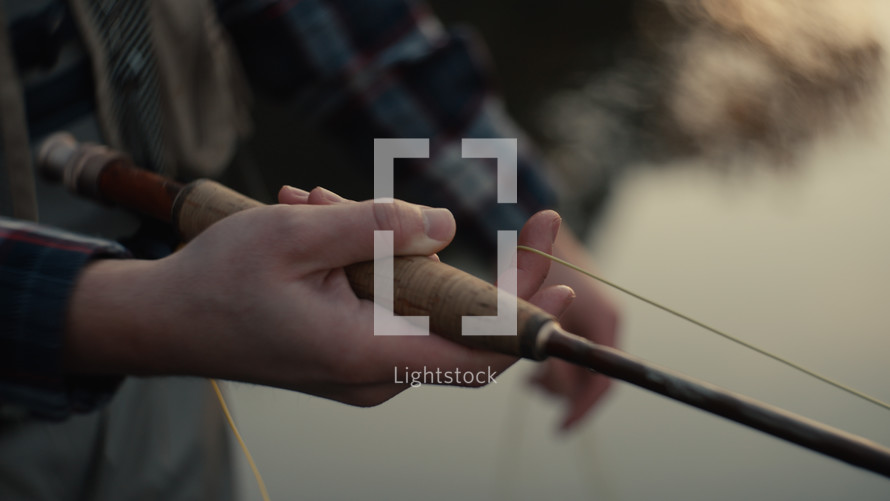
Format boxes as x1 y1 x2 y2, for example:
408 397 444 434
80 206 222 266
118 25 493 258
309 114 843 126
1 0 252 219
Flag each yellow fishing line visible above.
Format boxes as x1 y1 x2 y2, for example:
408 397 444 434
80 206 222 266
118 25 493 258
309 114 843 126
517 244 890 412
210 379 272 501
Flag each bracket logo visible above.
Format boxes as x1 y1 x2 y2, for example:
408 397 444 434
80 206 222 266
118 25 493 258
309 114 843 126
373 138 518 337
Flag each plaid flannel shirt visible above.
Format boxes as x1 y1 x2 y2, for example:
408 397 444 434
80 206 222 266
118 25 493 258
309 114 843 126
1 0 557 418
0 218 129 419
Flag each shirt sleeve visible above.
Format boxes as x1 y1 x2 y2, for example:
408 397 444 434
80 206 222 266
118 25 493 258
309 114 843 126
216 0 558 249
0 218 129 420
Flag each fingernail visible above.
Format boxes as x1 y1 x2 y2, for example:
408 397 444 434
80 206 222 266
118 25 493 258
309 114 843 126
283 185 309 196
550 216 562 243
422 208 455 242
555 285 576 318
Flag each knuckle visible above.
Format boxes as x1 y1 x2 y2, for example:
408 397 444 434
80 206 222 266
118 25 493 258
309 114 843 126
371 201 398 232
261 204 299 232
231 206 284 245
257 205 305 248
371 200 422 248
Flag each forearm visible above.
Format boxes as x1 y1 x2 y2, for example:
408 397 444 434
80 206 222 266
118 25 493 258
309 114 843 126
64 254 259 383
65 258 181 376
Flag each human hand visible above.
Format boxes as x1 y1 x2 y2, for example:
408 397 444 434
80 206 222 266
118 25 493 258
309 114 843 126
66 187 574 408
530 227 621 431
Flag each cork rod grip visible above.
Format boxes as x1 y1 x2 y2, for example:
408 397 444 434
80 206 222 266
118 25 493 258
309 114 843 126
172 179 266 241
172 180 554 359
345 258 554 359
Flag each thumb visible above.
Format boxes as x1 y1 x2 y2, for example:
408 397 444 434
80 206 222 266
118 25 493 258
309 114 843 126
304 199 456 268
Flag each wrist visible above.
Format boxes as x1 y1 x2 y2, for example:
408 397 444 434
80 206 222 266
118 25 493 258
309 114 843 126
65 258 179 375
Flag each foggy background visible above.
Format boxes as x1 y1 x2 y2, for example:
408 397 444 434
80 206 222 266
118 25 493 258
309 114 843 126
226 2 890 499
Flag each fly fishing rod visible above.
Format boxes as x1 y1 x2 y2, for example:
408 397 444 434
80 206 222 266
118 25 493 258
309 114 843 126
38 132 890 479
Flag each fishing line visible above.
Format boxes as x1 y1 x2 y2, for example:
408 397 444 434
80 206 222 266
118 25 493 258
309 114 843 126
517 244 890 412
212 245 888 500
211 379 272 501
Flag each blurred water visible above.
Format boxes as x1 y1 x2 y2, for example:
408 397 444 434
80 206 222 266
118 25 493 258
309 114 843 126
227 109 890 500
226 9 890 500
